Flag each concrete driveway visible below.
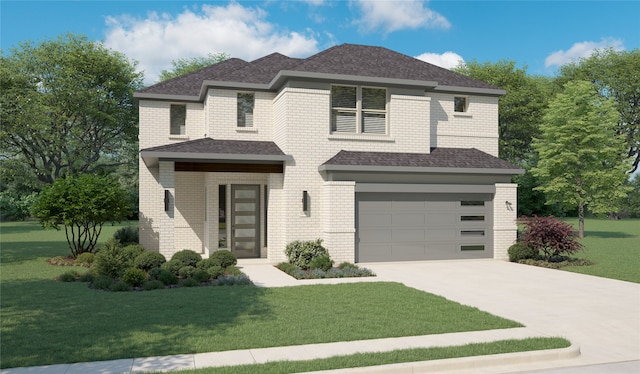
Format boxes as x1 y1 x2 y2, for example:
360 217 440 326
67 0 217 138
361 259 640 372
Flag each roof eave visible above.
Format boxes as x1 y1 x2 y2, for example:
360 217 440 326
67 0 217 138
318 164 524 175
134 92 200 102
270 70 438 90
141 151 293 168
432 85 506 96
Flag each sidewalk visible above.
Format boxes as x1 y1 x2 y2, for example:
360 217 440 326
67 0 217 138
4 260 638 373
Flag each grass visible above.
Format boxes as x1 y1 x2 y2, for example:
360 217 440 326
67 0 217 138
560 218 640 283
1 221 565 371
173 337 571 374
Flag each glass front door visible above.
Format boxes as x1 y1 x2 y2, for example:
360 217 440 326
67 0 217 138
231 185 260 258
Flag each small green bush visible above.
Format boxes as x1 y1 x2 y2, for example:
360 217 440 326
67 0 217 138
210 250 237 268
48 256 75 266
309 268 326 279
78 271 95 283
178 266 196 279
171 250 202 267
74 252 95 267
309 254 334 271
276 262 297 275
225 265 242 276
91 275 114 290
161 259 184 276
134 251 166 271
508 242 539 262
150 268 178 286
284 239 328 270
218 274 252 286
123 244 146 262
193 270 211 283
94 239 129 278
196 258 218 270
179 278 199 287
114 226 139 245
58 270 79 282
109 280 131 292
121 267 148 287
338 262 358 270
207 265 224 279
142 280 165 291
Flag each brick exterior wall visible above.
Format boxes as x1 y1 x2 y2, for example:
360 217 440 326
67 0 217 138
139 84 513 262
493 183 519 260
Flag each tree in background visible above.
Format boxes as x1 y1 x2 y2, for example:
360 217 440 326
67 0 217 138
31 174 130 257
620 174 640 218
532 81 631 237
454 60 550 165
158 52 229 82
0 34 143 185
557 49 640 173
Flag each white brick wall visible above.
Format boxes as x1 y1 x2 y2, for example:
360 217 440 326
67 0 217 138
139 83 508 263
493 183 519 260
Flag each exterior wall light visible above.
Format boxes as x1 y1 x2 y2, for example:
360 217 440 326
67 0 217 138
164 190 170 212
302 191 309 212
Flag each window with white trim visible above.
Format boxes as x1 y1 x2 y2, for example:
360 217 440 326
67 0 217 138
237 93 254 127
170 104 186 135
331 85 387 134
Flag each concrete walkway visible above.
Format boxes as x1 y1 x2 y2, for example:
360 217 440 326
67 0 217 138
2 259 638 373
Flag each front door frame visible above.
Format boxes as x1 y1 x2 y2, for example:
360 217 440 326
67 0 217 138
230 184 261 258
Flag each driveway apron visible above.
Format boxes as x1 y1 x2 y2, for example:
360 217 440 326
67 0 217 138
362 260 640 367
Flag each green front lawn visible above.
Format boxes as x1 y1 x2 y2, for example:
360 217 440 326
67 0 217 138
562 218 640 283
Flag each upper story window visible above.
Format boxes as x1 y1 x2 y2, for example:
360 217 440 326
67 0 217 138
170 104 186 135
454 96 468 113
331 85 387 134
237 93 254 127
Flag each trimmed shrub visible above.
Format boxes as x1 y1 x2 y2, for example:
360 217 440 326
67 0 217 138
94 239 129 278
338 262 358 270
508 242 539 262
193 270 211 283
326 268 344 278
74 252 95 267
207 265 224 279
161 259 184 276
178 266 196 279
284 239 328 270
121 267 148 287
518 215 584 260
309 254 333 271
196 258 219 271
78 271 95 283
276 262 297 275
179 278 199 287
91 275 114 290
210 250 237 268
225 265 242 276
171 250 202 267
114 225 139 245
142 280 165 291
150 268 178 286
134 251 166 271
58 270 79 282
109 280 131 292
309 268 326 279
123 244 146 262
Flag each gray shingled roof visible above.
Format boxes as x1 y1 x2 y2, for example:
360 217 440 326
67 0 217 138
320 148 523 174
136 44 500 98
141 137 286 156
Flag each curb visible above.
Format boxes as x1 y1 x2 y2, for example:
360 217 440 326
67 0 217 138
303 343 581 373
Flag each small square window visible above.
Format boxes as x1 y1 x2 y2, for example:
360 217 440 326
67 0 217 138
454 97 467 113
170 105 186 135
237 93 254 127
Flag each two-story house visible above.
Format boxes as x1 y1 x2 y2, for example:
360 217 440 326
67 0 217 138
135 44 523 264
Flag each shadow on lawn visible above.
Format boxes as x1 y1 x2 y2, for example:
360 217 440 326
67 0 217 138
583 231 636 239
0 277 272 369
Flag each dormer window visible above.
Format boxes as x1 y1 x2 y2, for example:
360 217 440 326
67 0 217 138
331 85 387 134
170 104 186 135
237 93 254 127
454 97 468 113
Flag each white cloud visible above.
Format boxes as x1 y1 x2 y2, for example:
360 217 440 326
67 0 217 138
545 38 624 67
104 3 319 84
415 51 464 69
353 0 450 34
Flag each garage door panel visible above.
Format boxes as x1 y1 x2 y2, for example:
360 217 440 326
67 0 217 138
357 192 492 262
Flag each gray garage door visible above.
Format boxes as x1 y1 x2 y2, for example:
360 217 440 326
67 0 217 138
356 193 493 262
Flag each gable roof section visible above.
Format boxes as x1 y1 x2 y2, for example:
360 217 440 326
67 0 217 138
140 137 292 167
135 44 504 101
319 148 523 175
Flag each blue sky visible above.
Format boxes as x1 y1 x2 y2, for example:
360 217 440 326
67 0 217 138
2 0 639 85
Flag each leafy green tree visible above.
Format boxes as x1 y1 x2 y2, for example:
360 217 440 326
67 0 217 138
557 49 640 172
532 80 631 237
454 60 550 165
158 52 229 82
32 174 130 257
0 34 143 185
